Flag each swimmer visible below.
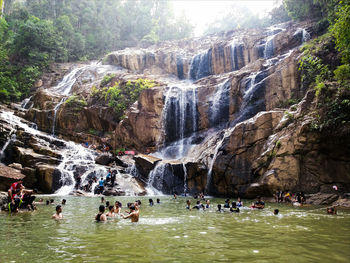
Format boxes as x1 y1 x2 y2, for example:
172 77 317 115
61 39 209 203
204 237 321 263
206 199 210 209
192 200 205 210
106 206 115 217
114 201 121 214
96 205 107 221
230 202 240 213
157 198 160 204
61 199 66 205
186 200 191 210
217 204 223 212
121 205 139 222
46 200 50 205
101 197 105 203
52 205 63 220
251 196 265 209
224 199 230 208
173 193 177 199
50 199 54 204
327 207 337 215
236 197 243 207
274 209 279 215
106 201 110 208
149 199 154 206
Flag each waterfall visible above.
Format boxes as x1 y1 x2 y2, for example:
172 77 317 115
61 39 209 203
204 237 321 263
53 65 88 95
146 162 167 195
0 110 142 195
209 80 231 127
183 163 187 195
302 29 311 43
231 42 239 71
264 35 275 59
205 130 231 193
189 50 212 80
52 97 67 136
21 96 33 109
157 82 198 159
0 130 16 161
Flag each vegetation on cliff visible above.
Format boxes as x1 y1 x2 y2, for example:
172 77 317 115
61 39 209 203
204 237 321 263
0 0 192 103
284 0 350 134
91 78 157 121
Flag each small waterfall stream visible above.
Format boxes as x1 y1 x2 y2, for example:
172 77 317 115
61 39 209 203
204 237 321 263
52 97 67 135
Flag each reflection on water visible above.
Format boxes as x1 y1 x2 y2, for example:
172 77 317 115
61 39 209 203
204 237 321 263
1 196 350 262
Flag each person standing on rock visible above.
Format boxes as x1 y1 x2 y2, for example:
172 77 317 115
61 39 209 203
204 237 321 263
111 170 116 187
99 177 105 194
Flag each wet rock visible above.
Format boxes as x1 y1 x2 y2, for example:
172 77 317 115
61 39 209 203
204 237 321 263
95 154 113 165
8 163 23 170
334 198 350 208
306 193 339 205
0 192 8 207
134 154 161 179
13 146 61 167
36 164 63 193
22 167 37 188
0 165 25 191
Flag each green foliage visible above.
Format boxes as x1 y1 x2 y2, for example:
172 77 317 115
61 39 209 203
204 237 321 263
88 129 100 136
299 54 330 91
275 140 282 149
330 1 350 63
334 64 350 84
283 0 337 22
101 74 116 87
315 82 326 97
284 111 295 122
64 94 87 111
91 78 156 121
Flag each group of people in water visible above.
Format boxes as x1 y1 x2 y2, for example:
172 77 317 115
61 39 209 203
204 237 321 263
4 180 338 218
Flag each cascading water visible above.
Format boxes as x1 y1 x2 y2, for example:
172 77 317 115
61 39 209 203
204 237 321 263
155 82 198 160
146 162 167 195
231 41 239 71
21 96 33 109
189 50 212 80
53 66 88 95
182 163 188 195
0 131 16 161
52 97 67 136
205 130 231 193
0 110 141 196
209 80 231 128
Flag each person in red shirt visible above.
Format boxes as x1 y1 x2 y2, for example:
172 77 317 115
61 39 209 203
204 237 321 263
8 180 24 212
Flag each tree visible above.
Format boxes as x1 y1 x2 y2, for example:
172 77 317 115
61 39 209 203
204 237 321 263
331 0 350 63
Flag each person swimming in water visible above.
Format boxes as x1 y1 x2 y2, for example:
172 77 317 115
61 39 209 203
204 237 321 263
157 198 160 204
106 205 115 217
96 205 107 222
236 197 243 207
274 209 279 215
114 201 121 214
206 199 210 209
149 199 154 206
230 202 240 213
224 199 230 208
217 204 223 212
52 205 63 220
121 204 139 222
186 200 191 210
327 206 337 215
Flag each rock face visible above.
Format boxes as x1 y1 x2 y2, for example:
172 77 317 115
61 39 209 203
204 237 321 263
5 19 350 199
0 165 25 191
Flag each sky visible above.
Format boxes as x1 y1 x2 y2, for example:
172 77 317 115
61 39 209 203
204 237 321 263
171 0 282 35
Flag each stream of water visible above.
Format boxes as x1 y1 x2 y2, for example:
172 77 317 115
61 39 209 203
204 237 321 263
0 196 349 263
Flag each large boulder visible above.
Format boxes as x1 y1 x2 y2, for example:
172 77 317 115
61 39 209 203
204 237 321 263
95 154 113 165
0 165 25 191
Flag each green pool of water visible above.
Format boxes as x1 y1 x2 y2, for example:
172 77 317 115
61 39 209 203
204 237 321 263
0 196 349 262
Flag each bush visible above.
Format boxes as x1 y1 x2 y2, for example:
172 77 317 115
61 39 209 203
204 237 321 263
334 64 350 84
64 94 87 110
101 74 116 87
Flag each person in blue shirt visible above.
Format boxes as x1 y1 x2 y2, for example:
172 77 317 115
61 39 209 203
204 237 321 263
106 169 112 185
99 177 105 194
